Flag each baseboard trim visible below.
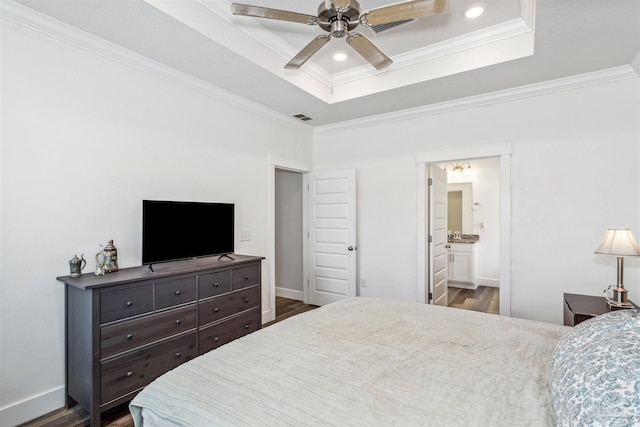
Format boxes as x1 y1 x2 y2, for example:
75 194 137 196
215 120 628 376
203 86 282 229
477 278 500 288
0 385 65 427
261 308 272 325
448 281 478 290
275 287 303 301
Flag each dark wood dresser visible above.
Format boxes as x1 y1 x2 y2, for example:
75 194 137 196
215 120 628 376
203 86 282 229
57 254 263 426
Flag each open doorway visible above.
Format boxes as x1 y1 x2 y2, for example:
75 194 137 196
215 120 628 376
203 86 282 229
274 169 305 302
267 154 312 324
417 142 511 316
439 157 501 314
267 156 358 322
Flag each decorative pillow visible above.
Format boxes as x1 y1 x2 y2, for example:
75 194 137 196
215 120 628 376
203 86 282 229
549 309 640 427
551 309 640 372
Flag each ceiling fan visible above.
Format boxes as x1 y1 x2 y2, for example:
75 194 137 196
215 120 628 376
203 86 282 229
230 0 450 70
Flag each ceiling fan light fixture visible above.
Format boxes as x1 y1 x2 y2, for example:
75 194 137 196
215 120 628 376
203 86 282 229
333 52 348 61
464 3 485 19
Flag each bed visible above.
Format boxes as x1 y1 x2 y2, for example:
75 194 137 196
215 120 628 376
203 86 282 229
129 297 640 426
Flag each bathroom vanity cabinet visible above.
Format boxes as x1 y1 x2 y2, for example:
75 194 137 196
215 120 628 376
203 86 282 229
447 242 477 288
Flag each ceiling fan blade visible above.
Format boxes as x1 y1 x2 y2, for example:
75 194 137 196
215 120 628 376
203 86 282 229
284 35 332 70
231 3 319 25
362 0 449 27
346 33 392 70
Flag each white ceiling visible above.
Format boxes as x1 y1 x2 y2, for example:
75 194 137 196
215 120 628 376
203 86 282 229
8 0 640 127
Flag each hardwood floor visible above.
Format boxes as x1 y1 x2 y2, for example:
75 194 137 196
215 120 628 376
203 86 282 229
447 285 499 314
19 297 318 427
264 296 319 326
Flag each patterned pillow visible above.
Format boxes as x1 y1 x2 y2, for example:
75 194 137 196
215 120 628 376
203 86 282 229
548 309 640 426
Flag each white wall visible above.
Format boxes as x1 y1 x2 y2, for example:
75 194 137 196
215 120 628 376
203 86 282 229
0 24 312 425
314 78 640 324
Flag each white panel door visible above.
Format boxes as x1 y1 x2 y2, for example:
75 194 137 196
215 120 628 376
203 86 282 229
308 169 357 306
428 165 448 306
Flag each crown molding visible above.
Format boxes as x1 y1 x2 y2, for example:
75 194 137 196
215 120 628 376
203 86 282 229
0 0 309 130
314 65 640 135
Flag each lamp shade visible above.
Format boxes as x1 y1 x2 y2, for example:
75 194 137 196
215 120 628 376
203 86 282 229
594 228 640 257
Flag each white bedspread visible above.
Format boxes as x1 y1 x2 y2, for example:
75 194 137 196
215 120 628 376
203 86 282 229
130 297 569 426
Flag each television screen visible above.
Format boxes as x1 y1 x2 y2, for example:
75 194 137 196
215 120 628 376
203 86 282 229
142 200 234 265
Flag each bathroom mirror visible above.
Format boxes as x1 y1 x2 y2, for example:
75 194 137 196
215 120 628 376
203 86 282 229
447 182 473 234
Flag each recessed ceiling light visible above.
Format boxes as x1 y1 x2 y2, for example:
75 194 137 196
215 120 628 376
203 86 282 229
464 3 485 19
333 52 347 62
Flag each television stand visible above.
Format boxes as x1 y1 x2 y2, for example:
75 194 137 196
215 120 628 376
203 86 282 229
218 253 235 261
148 264 154 272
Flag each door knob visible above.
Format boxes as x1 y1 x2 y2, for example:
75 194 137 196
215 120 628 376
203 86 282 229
348 246 355 251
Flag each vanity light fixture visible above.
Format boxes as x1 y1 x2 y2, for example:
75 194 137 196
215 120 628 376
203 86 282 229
444 162 471 174
594 227 640 307
464 3 486 19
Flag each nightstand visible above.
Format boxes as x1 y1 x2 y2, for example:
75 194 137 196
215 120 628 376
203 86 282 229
563 293 638 326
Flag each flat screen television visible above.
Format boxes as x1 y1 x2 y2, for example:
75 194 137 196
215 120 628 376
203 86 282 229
142 200 234 266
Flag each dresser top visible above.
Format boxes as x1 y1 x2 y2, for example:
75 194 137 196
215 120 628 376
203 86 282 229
57 254 264 289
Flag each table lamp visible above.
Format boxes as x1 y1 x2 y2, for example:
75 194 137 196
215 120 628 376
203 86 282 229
594 227 640 307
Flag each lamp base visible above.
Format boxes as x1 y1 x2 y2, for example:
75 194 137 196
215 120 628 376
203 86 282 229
607 299 634 309
605 286 632 308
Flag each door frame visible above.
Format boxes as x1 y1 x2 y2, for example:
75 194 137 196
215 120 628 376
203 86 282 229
267 154 312 324
416 142 512 316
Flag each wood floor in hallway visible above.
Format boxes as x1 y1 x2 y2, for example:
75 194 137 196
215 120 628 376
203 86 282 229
447 285 499 314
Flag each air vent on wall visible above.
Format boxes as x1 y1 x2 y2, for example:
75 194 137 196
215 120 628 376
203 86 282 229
291 113 313 122
369 19 416 34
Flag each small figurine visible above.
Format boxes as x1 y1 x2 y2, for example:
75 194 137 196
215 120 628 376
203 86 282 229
96 240 119 274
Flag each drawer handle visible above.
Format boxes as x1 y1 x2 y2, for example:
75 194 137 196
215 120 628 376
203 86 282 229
175 352 181 358
213 308 219 313
213 337 220 342
244 324 250 330
175 319 181 325
213 282 220 288
244 276 249 280
126 371 133 377
126 334 133 340
125 301 133 307
174 290 181 296
242 297 249 303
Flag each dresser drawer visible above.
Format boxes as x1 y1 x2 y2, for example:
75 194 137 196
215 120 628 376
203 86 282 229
100 285 153 324
156 277 196 310
198 270 231 299
100 332 196 405
100 305 196 359
199 308 260 354
198 286 259 326
232 264 259 290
